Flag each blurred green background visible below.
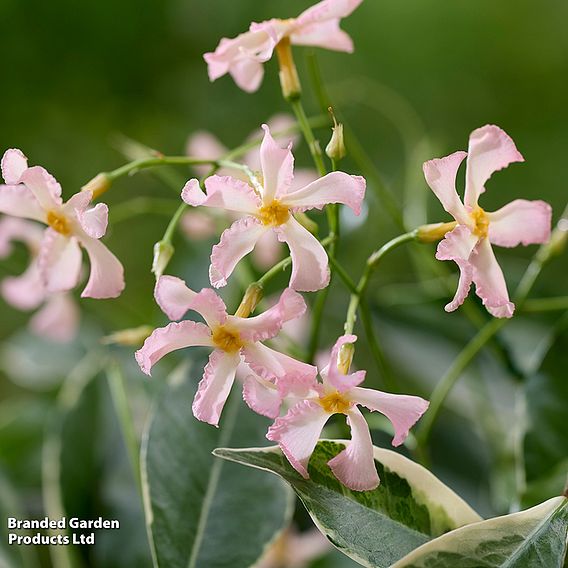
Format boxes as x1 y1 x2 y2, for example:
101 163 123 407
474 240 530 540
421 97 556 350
1 1 567 566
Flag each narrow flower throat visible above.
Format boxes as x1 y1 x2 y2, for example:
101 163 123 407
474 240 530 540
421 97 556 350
212 325 245 354
471 207 489 239
258 200 290 227
319 390 352 414
47 211 71 235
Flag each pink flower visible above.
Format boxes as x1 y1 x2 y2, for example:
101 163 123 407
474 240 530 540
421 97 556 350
423 125 552 318
135 275 317 426
267 335 429 491
182 125 366 292
204 0 363 92
0 149 125 299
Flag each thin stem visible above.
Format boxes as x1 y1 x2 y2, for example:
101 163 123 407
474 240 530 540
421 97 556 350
290 99 327 176
105 156 217 182
522 296 568 312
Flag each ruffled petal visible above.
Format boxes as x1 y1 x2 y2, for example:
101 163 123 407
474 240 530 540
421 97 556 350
230 287 306 342
186 288 228 328
76 202 109 239
422 151 469 224
209 217 267 288
328 407 379 491
281 172 366 215
183 176 261 214
435 226 479 312
266 400 330 478
77 235 125 299
1 148 28 184
37 230 82 293
276 216 330 292
192 350 241 426
135 320 213 376
0 185 45 222
242 373 283 419
260 124 295 202
292 19 354 52
1 263 46 311
488 199 552 248
154 275 197 321
470 238 515 318
30 293 79 343
322 334 366 392
464 125 524 208
19 166 63 210
351 387 429 447
296 0 364 23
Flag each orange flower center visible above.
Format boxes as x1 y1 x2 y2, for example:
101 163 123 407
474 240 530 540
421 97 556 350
211 325 245 354
319 390 352 414
470 207 489 239
47 210 71 235
258 200 290 227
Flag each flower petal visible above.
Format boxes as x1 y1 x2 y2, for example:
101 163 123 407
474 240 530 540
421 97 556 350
187 288 228 328
183 176 261 214
266 400 330 478
77 235 125 299
296 0 364 23
154 275 198 321
30 293 79 343
209 217 267 288
351 387 429 447
186 131 229 178
488 199 552 248
242 373 282 419
282 171 366 215
38 230 82 293
0 216 43 257
423 151 469 224
276 216 330 292
19 166 63 210
192 350 241 426
328 407 379 491
2 263 46 311
0 184 45 221
464 125 524 208
76 202 109 239
252 230 283 269
292 19 354 52
322 334 366 392
260 124 295 202
1 148 28 184
135 320 213 376
436 226 479 312
470 238 515 318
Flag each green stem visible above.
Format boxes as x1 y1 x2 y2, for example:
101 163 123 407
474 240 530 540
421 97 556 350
522 296 568 312
290 99 327 176
105 156 217 182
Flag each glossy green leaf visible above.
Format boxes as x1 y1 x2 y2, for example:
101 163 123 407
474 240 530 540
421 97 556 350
214 440 481 567
392 496 568 567
141 364 293 568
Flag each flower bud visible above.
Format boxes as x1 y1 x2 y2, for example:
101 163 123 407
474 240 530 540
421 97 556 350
338 343 355 375
235 284 264 318
82 173 111 200
326 111 346 162
101 325 153 347
416 221 457 243
275 38 301 101
152 240 174 278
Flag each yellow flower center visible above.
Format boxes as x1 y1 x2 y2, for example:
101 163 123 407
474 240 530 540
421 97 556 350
211 325 245 354
319 390 352 415
258 200 290 227
47 210 71 235
470 207 489 239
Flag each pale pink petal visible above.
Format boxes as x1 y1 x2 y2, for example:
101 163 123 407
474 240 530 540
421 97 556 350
19 166 63 209
154 275 197 320
181 210 222 240
464 125 524 208
260 124 295 202
65 190 92 214
292 20 354 52
328 407 379 491
281 171 366 215
77 235 125 299
186 288 228 328
0 185 45 222
436 225 479 312
0 216 44 256
242 374 282 419
289 168 319 192
192 350 241 426
135 320 213 376
2 263 46 311
1 149 28 184
252 230 283 269
30 293 79 343
76 202 109 239
322 334 366 392
351 387 429 447
183 176 261 214
470 238 515 318
185 131 229 178
422 151 469 224
295 0 364 24
38 230 82 293
276 216 330 292
267 400 330 478
209 217 267 288
488 199 552 248
230 58 265 93
230 287 306 342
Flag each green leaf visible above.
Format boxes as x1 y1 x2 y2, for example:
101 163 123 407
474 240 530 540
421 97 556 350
214 440 482 567
391 496 568 568
141 363 293 568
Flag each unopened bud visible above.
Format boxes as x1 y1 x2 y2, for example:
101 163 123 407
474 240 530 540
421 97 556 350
416 221 457 243
275 38 301 101
235 284 264 318
326 109 346 162
338 343 355 375
152 240 174 278
82 173 111 200
101 325 153 347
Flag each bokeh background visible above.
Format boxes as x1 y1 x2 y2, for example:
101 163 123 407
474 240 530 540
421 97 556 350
1 1 567 567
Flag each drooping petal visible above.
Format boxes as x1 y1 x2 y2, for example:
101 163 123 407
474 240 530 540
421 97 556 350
1 148 28 184
77 235 125 299
37 230 82 293
351 387 429 447
1 263 46 311
266 400 330 478
436 225 479 312
0 216 44 257
292 19 354 52
488 199 552 248
470 238 515 318
281 171 366 215
242 374 283 419
230 287 306 342
260 124 295 202
230 58 266 93
328 407 379 491
322 334 366 392
209 217 267 288
186 288 228 328
154 275 198 321
30 293 79 343
19 166 63 210
76 202 109 239
192 350 241 426
422 151 469 224
276 216 330 292
135 320 213 376
0 185 45 222
183 176 261 214
464 125 524 208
